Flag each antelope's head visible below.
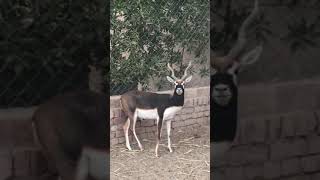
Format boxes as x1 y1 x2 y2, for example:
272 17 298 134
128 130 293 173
211 0 263 107
167 61 193 96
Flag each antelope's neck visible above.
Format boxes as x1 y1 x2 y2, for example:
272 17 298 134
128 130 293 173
169 93 184 107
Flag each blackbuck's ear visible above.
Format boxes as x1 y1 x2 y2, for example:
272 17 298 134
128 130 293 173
239 45 263 67
184 76 192 83
166 76 175 84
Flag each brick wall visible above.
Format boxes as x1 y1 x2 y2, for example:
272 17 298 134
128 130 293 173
0 116 47 180
110 86 210 146
2 78 320 179
214 78 320 180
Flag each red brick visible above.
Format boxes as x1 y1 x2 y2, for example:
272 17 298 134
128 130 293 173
111 125 117 132
184 99 194 107
110 98 120 108
181 107 194 114
147 132 155 139
141 120 155 127
118 137 125 144
267 116 281 142
204 110 210 117
194 106 202 112
111 138 118 146
111 132 116 138
281 158 301 176
282 175 311 180
241 118 266 143
145 126 157 133
307 135 320 154
184 119 195 126
185 89 197 99
13 150 30 176
112 108 121 118
0 151 12 180
280 115 295 138
196 87 209 97
180 114 189 121
295 111 317 136
238 85 275 118
116 130 124 138
226 145 268 165
225 167 245 180
0 120 14 147
311 172 320 180
212 169 225 180
275 83 319 114
136 127 146 134
12 120 34 147
264 161 281 179
315 110 320 133
301 155 320 173
270 139 307 160
173 115 182 121
139 133 149 140
244 164 263 180
112 117 126 125
28 149 47 176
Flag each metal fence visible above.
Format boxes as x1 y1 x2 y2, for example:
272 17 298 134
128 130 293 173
0 61 91 108
0 0 106 108
110 0 210 96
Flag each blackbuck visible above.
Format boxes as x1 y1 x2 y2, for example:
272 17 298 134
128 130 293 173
121 61 193 157
211 0 263 156
32 66 108 180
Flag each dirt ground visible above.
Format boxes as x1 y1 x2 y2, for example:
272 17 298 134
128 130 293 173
111 125 210 180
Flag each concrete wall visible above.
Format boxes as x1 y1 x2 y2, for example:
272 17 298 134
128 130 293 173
110 86 210 146
214 78 320 180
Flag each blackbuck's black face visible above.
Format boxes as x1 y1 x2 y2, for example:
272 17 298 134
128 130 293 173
211 0 263 107
211 72 236 106
166 78 193 95
211 45 263 107
167 62 193 96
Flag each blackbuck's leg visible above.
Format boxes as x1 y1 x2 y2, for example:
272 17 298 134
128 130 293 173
166 120 173 152
75 150 89 180
132 112 144 151
51 149 77 180
123 117 132 151
155 116 163 157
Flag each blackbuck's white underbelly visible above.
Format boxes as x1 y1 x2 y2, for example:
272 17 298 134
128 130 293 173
135 106 182 121
163 106 182 120
135 108 159 119
76 147 109 180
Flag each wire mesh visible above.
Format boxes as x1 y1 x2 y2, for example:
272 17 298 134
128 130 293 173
110 0 210 96
0 0 107 108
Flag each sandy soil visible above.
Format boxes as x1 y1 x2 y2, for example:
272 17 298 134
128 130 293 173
111 125 210 180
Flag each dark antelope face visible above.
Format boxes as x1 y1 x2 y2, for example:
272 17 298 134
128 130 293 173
211 0 263 107
167 61 193 96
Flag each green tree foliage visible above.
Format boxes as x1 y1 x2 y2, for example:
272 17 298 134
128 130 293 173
111 0 209 95
0 0 107 107
211 0 320 83
211 0 320 54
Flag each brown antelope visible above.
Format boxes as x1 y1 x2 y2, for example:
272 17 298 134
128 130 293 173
211 0 263 157
120 61 193 157
32 66 108 180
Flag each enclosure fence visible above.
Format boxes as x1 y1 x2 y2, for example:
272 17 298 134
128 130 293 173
110 0 210 95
